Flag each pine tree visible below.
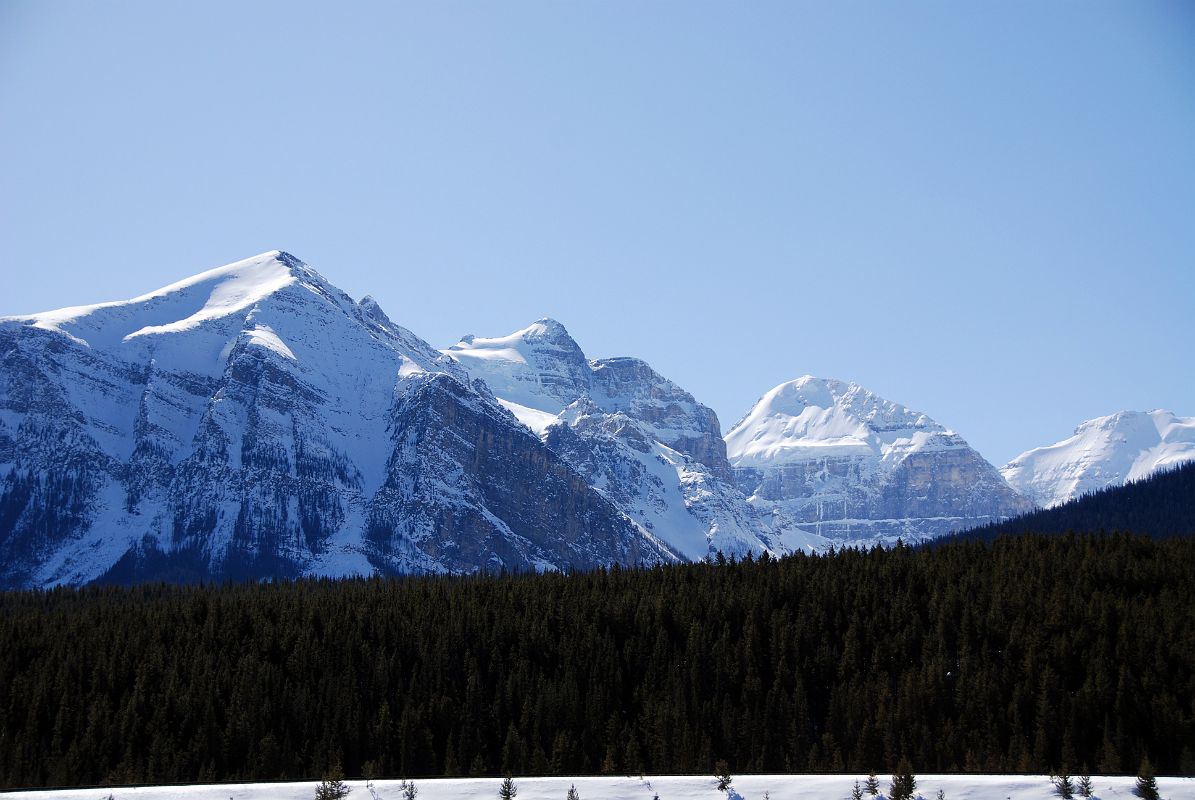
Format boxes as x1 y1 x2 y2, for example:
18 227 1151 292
1134 757 1159 800
852 780 864 800
401 780 418 800
890 758 916 800
1077 774 1094 799
567 785 580 800
715 759 733 792
315 768 351 800
499 775 518 800
865 772 880 796
1054 774 1074 799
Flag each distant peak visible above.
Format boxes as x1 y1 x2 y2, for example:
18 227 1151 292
785 375 854 393
4 250 347 348
443 318 582 357
1080 410 1144 431
1076 409 1181 435
523 317 573 341
761 376 856 411
357 295 393 327
273 250 305 269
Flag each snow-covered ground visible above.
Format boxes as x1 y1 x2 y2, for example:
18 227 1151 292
3 774 1190 800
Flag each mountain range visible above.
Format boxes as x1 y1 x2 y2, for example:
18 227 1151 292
1 251 1189 587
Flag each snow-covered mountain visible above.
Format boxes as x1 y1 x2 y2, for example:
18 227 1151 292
0 252 678 588
444 321 826 560
725 376 1031 545
1001 410 1195 508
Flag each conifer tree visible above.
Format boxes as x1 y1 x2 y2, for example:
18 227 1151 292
1054 774 1074 799
865 772 880 796
1134 757 1159 800
315 765 351 800
890 759 916 800
715 760 733 792
499 775 518 800
1077 774 1094 799
567 785 580 800
852 780 864 800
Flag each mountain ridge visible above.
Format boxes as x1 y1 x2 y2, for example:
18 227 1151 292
444 320 826 560
3 249 1188 586
0 251 677 588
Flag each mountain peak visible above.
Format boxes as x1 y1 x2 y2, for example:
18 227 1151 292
1 251 316 347
727 376 1029 544
763 376 856 413
442 319 590 414
357 295 393 326
520 317 576 344
1002 409 1195 508
726 376 949 468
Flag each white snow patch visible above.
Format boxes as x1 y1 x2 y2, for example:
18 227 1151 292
242 325 296 360
1 773 1189 800
497 399 561 436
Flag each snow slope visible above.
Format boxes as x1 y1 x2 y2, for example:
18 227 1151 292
2 774 1188 800
445 322 827 559
1001 410 1195 508
726 377 1031 545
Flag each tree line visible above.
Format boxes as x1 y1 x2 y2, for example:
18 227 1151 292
1 533 1192 788
943 461 1195 544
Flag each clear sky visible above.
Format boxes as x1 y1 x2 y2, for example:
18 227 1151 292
2 1 1192 466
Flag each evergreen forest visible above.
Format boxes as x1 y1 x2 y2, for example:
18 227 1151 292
1 533 1193 789
945 461 1195 543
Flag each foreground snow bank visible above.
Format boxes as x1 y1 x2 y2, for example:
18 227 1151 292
3 774 1191 800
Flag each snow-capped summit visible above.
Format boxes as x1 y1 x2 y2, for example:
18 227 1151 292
726 376 1030 545
10 251 316 348
445 323 826 559
444 318 590 415
0 254 676 588
1001 410 1195 508
725 376 958 466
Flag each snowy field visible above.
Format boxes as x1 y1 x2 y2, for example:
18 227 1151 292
2 774 1191 800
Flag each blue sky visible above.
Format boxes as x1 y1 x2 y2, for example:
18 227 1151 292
1 1 1192 466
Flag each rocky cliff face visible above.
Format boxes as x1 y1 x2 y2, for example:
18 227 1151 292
726 376 1031 545
1002 410 1195 508
0 252 675 588
445 323 825 560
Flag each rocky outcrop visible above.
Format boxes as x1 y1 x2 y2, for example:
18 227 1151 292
588 357 733 484
365 373 673 573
